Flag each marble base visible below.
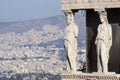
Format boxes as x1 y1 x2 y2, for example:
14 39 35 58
92 72 116 74
60 72 120 80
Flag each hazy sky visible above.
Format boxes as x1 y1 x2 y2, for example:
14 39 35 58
0 0 63 22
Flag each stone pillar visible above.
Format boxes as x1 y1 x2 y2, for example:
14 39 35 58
64 11 75 26
86 8 120 73
95 11 112 73
63 11 79 72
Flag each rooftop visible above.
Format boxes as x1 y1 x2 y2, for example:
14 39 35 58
61 0 120 11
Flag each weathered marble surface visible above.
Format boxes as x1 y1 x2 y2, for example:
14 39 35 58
60 72 120 80
64 12 79 72
95 11 112 73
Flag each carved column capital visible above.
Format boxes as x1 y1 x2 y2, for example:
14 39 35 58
64 11 75 26
97 11 108 23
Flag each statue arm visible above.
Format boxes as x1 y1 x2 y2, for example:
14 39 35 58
74 25 79 38
97 24 103 39
109 25 112 46
95 25 103 44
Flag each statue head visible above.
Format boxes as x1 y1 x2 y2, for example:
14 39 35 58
65 12 75 25
98 11 108 24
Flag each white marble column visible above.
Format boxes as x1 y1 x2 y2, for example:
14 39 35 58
63 11 79 73
95 11 112 73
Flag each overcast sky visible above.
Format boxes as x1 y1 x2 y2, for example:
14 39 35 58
0 0 63 22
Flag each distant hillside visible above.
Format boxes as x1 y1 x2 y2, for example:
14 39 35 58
0 15 86 37
0 15 86 76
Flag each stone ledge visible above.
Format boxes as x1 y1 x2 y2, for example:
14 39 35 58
60 72 120 80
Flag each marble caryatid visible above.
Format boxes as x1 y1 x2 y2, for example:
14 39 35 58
95 11 112 73
64 11 78 72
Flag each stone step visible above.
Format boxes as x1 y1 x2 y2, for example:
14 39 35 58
60 72 120 80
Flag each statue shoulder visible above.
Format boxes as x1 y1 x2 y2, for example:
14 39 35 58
98 24 103 27
74 24 78 27
108 24 112 27
97 24 103 30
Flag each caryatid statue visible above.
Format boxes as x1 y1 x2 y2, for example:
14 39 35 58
95 11 112 73
64 11 79 72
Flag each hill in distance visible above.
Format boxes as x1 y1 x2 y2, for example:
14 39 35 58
0 15 86 37
0 15 86 79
